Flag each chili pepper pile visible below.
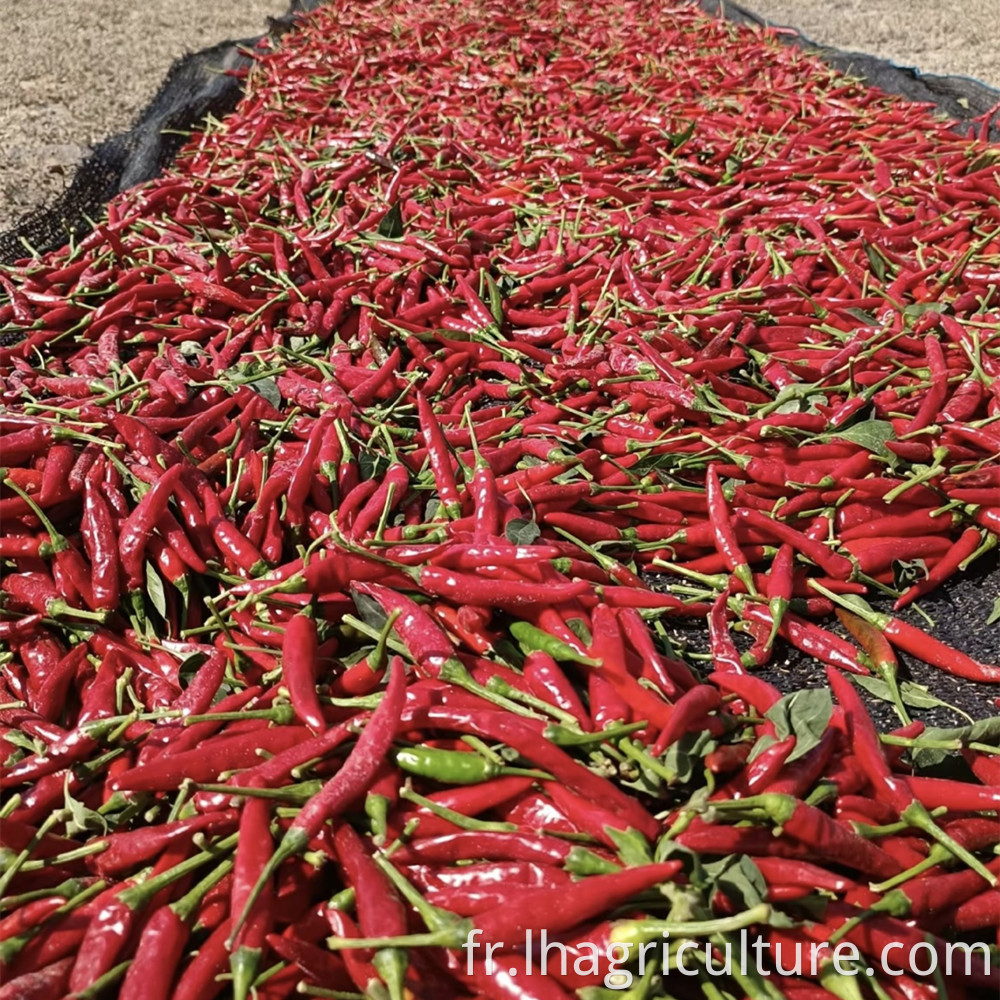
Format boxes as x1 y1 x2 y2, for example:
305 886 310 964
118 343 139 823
2 0 1000 997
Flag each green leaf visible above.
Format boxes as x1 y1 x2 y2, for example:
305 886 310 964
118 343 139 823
668 120 695 148
830 418 895 458
764 688 832 763
64 775 107 838
921 716 1000 747
505 518 541 545
566 617 593 647
902 302 941 325
986 595 1000 626
251 377 281 409
378 202 404 238
359 451 392 482
844 308 879 326
774 390 827 415
892 558 928 589
144 562 168 620
862 242 887 283
654 837 698 866
852 675 971 720
702 855 766 910
351 591 388 632
968 148 1000 172
178 340 208 360
747 733 777 764
2 730 41 754
661 730 714 785
177 650 209 690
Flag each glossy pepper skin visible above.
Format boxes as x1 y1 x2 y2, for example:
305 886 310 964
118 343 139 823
281 612 326 733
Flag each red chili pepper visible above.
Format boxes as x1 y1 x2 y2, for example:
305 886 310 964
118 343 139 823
119 860 232 1000
742 603 868 675
821 588 1000 684
117 464 185 589
416 392 463 518
893 526 985 610
951 886 1000 931
229 792 275 1000
523 651 590 730
109 724 309 792
334 822 410 995
734 507 853 579
398 776 536 839
712 793 903 879
827 666 996 885
417 566 590 608
92 812 239 878
906 776 1000 813
349 462 411 540
230 658 406 943
324 907 383 995
651 684 723 755
706 464 755 593
280 612 326 733
171 918 231 1000
408 700 658 838
68 832 237 992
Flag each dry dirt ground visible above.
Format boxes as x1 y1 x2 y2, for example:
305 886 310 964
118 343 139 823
1 0 998 231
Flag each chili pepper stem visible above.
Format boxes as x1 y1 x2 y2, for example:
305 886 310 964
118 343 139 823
227 827 309 948
485 676 580 726
400 785 516 833
609 902 772 946
0 807 71 897
765 596 788 650
75 959 132 999
899 801 997 886
732 564 758 597
15 838 110 873
807 580 882 625
372 947 408 1000
326 929 463 949
231 945 262 1000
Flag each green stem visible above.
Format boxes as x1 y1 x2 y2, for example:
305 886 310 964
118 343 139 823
399 786 516 833
610 903 773 946
543 720 648 746
119 831 239 911
74 960 131 999
901 801 997 887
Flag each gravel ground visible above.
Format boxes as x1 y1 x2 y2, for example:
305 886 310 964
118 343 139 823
2 0 999 230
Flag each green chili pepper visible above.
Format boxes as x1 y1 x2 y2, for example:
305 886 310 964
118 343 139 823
509 621 602 667
394 747 501 785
